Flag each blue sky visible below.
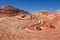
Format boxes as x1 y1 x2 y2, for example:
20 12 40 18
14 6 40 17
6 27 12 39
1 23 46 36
0 0 60 12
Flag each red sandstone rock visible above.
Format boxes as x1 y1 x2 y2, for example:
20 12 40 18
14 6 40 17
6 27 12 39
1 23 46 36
0 6 60 40
0 6 39 40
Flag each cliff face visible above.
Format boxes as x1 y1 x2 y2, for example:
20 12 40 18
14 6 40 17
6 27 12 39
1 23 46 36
0 6 60 40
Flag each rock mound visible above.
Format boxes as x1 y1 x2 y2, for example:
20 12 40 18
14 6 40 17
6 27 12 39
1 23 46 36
0 6 60 40
0 6 30 17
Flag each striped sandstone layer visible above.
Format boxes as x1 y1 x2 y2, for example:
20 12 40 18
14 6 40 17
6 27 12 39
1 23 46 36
0 6 60 40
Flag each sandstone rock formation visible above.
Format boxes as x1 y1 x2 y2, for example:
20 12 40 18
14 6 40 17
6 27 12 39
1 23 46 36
0 6 40 40
0 6 60 40
31 11 60 40
0 6 30 17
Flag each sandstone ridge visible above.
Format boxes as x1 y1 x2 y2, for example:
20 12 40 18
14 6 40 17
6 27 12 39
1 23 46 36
0 6 30 17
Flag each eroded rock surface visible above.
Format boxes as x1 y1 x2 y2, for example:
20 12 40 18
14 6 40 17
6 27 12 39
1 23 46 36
0 6 60 40
0 6 40 40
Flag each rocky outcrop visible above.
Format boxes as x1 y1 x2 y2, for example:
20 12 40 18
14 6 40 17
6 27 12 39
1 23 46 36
30 11 60 40
0 6 30 17
0 6 60 40
0 6 40 40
